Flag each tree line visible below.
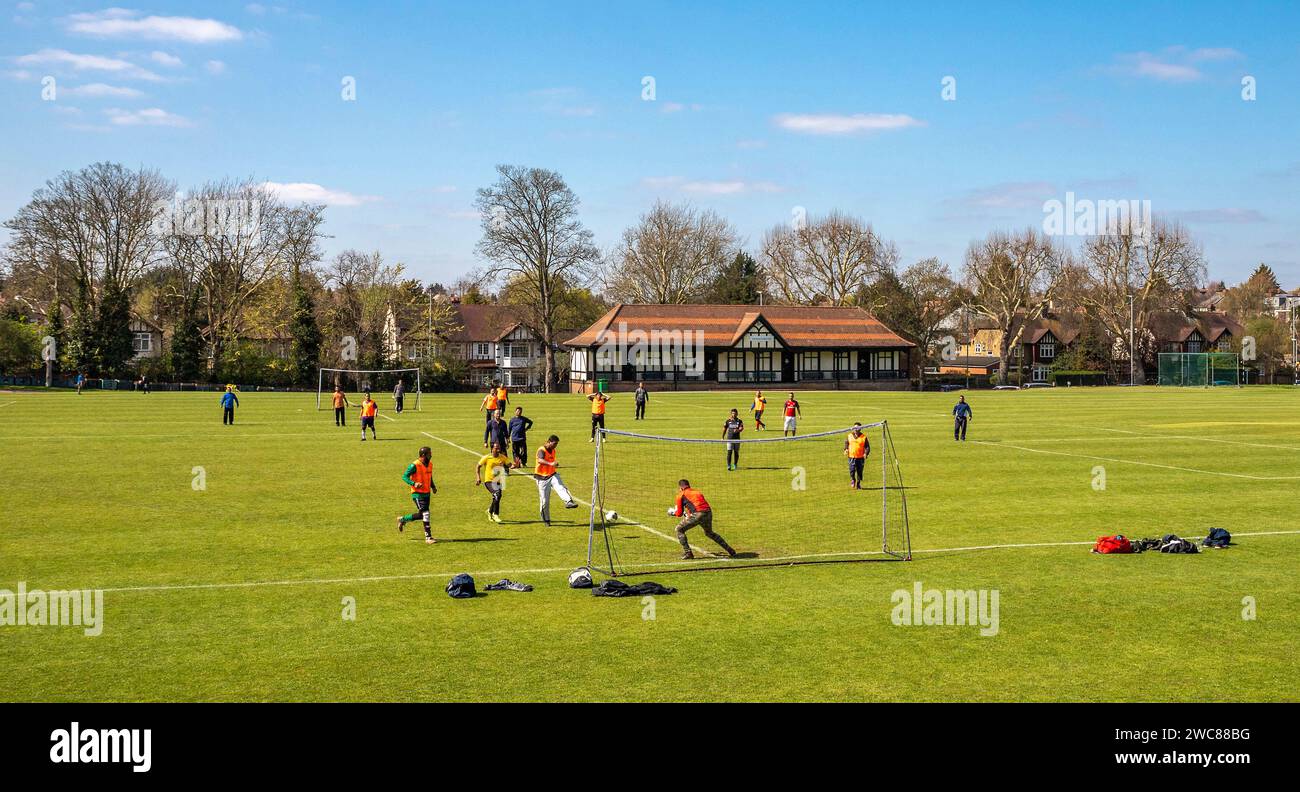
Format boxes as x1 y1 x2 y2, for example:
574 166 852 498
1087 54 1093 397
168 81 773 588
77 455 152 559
1 161 1294 389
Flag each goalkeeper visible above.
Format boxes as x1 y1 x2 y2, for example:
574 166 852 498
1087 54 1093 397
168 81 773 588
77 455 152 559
668 479 737 561
843 422 870 489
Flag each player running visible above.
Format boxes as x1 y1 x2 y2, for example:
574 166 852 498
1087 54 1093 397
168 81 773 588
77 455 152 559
331 386 351 426
220 386 239 425
587 390 610 442
534 435 579 526
397 446 437 544
507 406 533 469
782 392 801 436
476 441 511 523
722 408 744 471
359 394 378 441
669 479 737 561
751 390 767 430
952 395 972 441
844 422 871 489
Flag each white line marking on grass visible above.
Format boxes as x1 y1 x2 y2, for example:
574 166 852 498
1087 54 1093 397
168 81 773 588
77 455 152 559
971 440 1300 480
50 529 1300 595
0 401 16 408
380 413 396 422
419 430 702 553
1088 425 1300 452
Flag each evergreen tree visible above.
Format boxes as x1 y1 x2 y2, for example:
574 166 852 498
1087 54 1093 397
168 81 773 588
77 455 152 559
170 293 204 382
706 252 764 304
70 281 97 374
289 266 322 386
96 281 134 377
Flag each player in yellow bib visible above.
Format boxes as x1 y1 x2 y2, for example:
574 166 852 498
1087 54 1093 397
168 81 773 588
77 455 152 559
475 442 511 523
843 422 870 489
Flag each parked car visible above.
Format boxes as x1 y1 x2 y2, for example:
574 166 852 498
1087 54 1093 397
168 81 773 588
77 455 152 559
992 385 1019 391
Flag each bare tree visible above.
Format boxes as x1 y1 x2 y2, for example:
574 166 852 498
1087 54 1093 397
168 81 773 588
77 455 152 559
604 201 737 304
161 178 289 373
4 163 173 372
860 258 969 389
963 228 1065 383
475 165 599 392
761 211 897 305
1074 217 1205 376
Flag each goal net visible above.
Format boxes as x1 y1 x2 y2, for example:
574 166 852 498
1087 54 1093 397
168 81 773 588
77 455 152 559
316 367 422 410
1157 353 1240 387
588 421 911 577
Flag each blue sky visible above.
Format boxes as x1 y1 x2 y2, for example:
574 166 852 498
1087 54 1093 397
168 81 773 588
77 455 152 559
3 1 1299 287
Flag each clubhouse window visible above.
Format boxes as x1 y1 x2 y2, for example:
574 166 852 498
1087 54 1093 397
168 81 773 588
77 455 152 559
727 351 746 371
801 352 820 371
834 351 851 371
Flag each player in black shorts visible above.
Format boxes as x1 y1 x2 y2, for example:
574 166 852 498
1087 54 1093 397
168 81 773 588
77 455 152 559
722 408 744 471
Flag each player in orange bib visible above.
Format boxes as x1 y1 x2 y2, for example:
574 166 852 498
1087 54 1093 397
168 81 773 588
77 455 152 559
587 391 610 442
359 395 378 441
398 446 437 544
843 422 871 489
668 479 737 561
534 435 579 525
481 385 501 447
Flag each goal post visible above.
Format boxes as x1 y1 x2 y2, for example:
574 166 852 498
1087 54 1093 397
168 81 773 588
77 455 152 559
588 420 911 577
316 367 422 410
1157 353 1240 387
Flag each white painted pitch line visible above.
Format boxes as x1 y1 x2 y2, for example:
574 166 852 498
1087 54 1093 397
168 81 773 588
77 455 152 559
1086 425 1300 452
0 401 16 408
971 440 1300 481
46 529 1300 596
419 430 702 553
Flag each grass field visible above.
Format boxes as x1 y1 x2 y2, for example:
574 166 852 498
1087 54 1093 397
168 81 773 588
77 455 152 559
1 385 1298 702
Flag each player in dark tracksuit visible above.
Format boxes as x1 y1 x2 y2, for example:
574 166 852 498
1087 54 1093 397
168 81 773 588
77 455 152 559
722 409 744 471
507 407 533 469
634 382 648 420
952 395 972 441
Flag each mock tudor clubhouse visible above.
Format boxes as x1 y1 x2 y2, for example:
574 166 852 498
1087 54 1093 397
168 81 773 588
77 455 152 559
564 303 915 392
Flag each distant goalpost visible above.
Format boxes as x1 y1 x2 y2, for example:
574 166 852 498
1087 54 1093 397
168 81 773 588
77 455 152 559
316 367 422 410
1157 353 1241 387
588 420 911 577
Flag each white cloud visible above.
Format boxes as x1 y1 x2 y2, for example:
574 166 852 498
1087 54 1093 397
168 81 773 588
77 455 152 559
642 176 783 195
262 182 380 207
204 60 227 75
957 181 1056 210
150 51 183 68
773 112 925 135
14 48 164 81
106 107 192 127
64 9 243 43
1172 208 1267 224
65 82 145 98
1107 47 1245 83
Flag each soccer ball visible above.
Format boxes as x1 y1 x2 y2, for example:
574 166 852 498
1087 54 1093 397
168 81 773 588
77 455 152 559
604 510 618 521
666 507 676 516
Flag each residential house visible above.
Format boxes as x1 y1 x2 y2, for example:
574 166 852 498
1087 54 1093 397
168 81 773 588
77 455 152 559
129 315 165 360
1148 311 1243 355
384 301 560 389
563 303 914 392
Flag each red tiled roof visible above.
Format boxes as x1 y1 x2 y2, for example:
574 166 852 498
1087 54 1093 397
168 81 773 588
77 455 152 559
444 304 525 343
563 304 913 349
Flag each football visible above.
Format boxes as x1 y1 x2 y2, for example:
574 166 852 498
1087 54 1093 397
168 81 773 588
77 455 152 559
604 510 618 521
666 507 676 516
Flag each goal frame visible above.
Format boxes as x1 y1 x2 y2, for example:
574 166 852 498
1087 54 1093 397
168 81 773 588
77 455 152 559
587 420 911 577
316 367 422 410
1157 352 1241 388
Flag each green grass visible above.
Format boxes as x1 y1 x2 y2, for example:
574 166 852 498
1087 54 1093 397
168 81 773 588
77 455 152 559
1 385 1297 702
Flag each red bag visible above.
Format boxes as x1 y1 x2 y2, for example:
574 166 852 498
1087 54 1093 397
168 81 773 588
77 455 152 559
1093 535 1133 554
